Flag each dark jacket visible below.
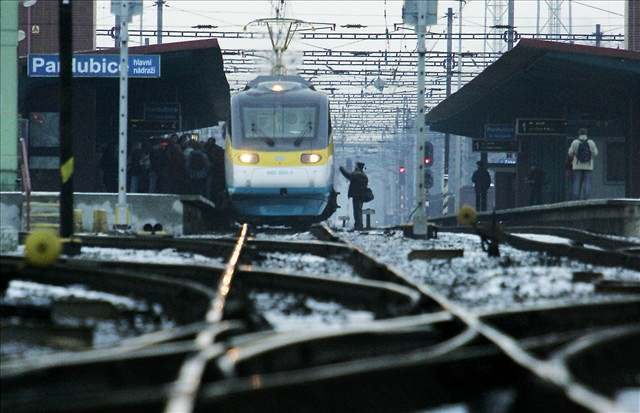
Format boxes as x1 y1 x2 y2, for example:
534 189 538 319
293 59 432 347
340 166 368 199
472 167 491 192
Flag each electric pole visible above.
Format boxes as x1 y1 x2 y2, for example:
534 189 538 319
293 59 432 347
156 0 164 44
412 3 429 235
59 0 74 240
507 0 515 50
442 7 453 217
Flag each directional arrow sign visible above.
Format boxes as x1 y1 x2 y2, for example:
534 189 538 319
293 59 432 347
472 139 519 152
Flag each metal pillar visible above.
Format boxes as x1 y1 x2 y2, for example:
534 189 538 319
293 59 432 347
59 0 73 238
413 6 428 235
595 24 602 47
116 0 130 229
114 15 121 47
536 0 541 35
0 0 19 191
507 0 515 50
156 0 164 44
442 7 453 217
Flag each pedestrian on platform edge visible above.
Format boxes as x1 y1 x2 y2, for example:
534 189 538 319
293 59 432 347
567 128 598 200
472 160 491 212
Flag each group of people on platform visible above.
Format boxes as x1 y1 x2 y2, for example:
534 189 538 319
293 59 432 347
100 133 226 203
471 128 599 212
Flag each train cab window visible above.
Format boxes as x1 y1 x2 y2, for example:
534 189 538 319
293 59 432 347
241 106 318 141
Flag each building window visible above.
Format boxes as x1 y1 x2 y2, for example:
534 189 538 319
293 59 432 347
606 141 625 182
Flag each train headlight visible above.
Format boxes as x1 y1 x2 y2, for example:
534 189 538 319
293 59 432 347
271 84 284 92
238 152 259 164
301 153 322 164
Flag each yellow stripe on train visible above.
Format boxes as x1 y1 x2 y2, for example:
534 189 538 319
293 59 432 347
227 143 333 167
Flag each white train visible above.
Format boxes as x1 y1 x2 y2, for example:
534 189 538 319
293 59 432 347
225 75 338 224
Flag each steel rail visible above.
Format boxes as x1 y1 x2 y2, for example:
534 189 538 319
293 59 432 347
329 225 630 413
436 226 640 271
164 224 248 413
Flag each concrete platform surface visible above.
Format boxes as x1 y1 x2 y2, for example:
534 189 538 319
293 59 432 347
431 198 640 237
0 192 218 236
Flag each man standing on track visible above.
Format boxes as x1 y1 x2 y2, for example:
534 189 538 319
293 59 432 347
339 162 368 230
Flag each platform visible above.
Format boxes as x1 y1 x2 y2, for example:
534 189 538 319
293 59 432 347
430 198 640 237
0 192 219 236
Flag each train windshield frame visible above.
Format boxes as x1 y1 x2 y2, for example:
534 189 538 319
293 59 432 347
232 88 329 151
240 104 319 141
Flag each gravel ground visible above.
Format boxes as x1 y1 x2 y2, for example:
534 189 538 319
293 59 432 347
338 230 639 312
254 252 358 280
249 290 374 332
73 246 225 266
1 280 173 360
251 231 317 241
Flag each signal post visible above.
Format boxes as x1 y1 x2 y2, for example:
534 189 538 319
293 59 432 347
402 0 438 235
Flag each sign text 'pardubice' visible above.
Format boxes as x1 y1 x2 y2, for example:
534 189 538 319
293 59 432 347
28 54 161 78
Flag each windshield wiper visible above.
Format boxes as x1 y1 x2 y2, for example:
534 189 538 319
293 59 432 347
293 137 304 147
263 138 275 147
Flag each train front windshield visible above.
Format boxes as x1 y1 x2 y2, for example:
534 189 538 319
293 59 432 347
241 105 318 141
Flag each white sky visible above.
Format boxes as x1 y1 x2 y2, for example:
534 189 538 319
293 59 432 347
96 0 626 48
95 1 627 139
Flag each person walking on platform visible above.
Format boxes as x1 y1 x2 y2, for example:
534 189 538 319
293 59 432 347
204 137 226 203
339 162 369 230
568 128 598 200
186 142 210 197
527 165 545 205
472 160 491 212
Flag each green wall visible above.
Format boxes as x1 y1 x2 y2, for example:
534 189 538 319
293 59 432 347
0 0 19 191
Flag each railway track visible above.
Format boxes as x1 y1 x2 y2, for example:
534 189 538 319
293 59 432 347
1 224 639 412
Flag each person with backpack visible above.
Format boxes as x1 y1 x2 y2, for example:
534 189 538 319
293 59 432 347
186 141 211 197
339 162 370 230
567 128 598 200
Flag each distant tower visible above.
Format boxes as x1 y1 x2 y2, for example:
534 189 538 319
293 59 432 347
537 0 573 39
484 0 508 53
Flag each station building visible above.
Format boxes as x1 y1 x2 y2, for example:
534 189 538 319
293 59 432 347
426 39 640 209
18 39 230 191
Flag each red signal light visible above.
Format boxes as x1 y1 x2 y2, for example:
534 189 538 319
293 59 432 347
424 157 432 166
399 166 406 173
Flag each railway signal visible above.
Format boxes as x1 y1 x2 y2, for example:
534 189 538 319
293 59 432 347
424 141 433 167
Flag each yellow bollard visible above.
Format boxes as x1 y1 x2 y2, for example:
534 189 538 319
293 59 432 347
25 229 62 267
92 209 108 233
457 205 478 226
74 209 84 233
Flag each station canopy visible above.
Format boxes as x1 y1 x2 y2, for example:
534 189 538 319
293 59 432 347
426 39 640 137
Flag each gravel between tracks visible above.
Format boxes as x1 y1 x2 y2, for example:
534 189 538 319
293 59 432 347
338 229 639 311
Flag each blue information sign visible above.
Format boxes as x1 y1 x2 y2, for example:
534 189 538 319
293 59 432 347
28 54 161 78
484 123 514 141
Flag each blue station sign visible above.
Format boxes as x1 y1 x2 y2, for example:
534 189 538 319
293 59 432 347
28 54 161 78
484 123 515 141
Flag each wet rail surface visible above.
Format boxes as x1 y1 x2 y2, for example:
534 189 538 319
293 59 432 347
1 224 639 413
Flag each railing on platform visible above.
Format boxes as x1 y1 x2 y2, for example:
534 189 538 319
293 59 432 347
19 137 31 232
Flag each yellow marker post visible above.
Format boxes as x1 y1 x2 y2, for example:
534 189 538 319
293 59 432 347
24 229 62 267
